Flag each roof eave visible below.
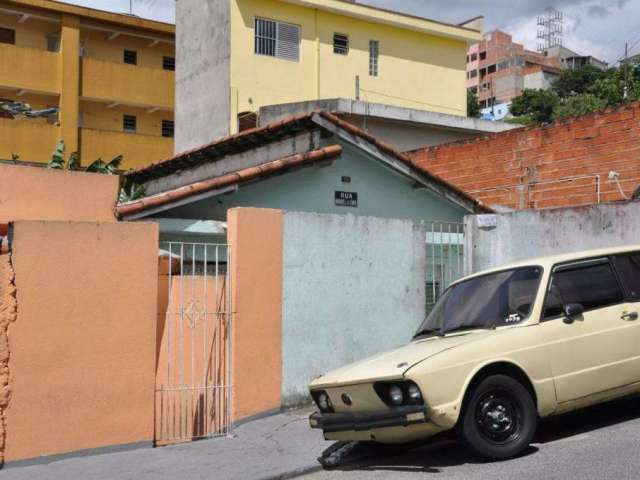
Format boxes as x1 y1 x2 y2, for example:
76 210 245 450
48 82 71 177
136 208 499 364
278 0 482 43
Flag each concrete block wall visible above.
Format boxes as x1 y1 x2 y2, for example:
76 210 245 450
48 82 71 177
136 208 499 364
407 102 640 210
465 202 640 273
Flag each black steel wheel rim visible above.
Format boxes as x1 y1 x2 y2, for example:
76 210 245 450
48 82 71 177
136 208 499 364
474 389 523 445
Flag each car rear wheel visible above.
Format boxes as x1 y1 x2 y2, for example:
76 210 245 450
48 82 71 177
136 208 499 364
459 374 536 461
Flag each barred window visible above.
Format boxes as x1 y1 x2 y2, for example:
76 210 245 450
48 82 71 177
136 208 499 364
123 114 137 133
333 33 349 55
369 40 379 77
255 17 300 61
161 120 174 138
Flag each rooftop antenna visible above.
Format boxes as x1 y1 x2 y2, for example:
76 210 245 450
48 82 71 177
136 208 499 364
537 7 564 53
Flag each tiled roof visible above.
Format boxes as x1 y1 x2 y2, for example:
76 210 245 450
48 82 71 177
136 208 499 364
126 113 319 184
116 146 343 219
120 110 491 217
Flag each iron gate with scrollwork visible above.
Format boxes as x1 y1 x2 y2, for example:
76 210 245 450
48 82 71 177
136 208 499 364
155 241 232 444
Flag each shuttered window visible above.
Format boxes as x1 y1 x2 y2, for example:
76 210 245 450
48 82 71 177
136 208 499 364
333 33 349 55
162 56 175 71
161 120 174 138
123 114 137 133
254 18 300 62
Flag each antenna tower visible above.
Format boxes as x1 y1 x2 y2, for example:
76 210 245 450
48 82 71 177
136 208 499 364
537 7 564 52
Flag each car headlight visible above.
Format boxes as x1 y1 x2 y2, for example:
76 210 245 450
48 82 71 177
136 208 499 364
374 381 424 407
318 392 331 411
408 383 422 403
389 385 404 405
311 390 334 413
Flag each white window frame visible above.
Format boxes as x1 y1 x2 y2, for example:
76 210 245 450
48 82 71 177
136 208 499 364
369 40 379 77
254 17 300 62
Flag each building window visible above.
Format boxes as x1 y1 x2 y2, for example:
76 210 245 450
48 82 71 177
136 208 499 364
488 64 496 74
469 69 478 78
369 40 379 77
479 51 487 60
470 52 477 61
161 120 174 138
254 18 300 61
163 56 175 71
123 114 137 133
46 33 60 52
333 33 349 55
123 49 137 65
0 27 15 45
238 112 258 132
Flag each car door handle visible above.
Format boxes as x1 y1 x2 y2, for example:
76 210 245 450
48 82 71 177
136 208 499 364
621 311 639 321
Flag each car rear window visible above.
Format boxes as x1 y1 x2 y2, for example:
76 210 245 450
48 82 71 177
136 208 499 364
544 260 624 319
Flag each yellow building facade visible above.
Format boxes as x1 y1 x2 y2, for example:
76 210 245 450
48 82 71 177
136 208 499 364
0 0 175 169
176 0 482 153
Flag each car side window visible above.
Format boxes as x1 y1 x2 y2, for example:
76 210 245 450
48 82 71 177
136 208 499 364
543 260 624 320
612 253 640 300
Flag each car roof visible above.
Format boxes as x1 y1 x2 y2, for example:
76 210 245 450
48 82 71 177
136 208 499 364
454 244 640 285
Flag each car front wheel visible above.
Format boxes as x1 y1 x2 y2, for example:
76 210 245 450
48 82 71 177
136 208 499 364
459 374 536 461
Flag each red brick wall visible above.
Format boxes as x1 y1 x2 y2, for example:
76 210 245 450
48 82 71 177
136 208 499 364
407 103 640 210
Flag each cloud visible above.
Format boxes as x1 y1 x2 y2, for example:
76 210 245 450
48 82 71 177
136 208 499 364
66 0 638 64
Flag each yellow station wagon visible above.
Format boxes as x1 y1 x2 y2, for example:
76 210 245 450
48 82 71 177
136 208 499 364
309 246 640 460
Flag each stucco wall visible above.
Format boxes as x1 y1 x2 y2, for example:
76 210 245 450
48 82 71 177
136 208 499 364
281 211 427 404
227 208 283 421
465 202 640 273
176 0 231 152
3 220 158 463
0 164 118 224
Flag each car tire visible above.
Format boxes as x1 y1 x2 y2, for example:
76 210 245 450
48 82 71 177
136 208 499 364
458 374 536 461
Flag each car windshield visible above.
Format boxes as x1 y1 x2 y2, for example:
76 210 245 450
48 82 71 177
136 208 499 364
415 266 543 338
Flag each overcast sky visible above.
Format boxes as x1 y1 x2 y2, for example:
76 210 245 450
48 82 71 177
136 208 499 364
68 0 640 65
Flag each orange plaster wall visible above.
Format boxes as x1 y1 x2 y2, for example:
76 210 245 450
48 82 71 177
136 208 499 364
4 220 158 462
227 208 283 421
0 164 118 224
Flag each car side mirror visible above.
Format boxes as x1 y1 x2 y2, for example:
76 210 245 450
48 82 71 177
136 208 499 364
563 303 584 324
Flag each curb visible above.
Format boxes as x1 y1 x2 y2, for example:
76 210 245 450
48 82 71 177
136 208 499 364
258 464 324 480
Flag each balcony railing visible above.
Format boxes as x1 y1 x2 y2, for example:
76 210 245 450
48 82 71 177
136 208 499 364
0 118 61 163
0 44 61 94
80 128 173 170
81 58 174 110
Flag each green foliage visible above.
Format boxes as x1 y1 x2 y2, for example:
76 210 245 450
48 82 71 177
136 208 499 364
85 155 123 175
467 89 481 117
11 153 19 162
24 141 142 204
67 151 80 171
510 64 640 125
48 140 66 169
551 65 606 97
118 179 146 203
553 94 607 120
509 89 560 124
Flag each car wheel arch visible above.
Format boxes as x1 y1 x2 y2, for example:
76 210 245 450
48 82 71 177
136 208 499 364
457 361 539 426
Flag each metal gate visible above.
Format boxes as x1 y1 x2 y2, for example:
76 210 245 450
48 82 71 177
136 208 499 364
426 222 466 313
155 241 232 444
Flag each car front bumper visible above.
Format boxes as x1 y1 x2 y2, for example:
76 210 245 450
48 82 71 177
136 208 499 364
309 405 427 433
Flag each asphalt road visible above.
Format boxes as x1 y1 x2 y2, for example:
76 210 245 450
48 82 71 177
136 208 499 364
298 396 640 480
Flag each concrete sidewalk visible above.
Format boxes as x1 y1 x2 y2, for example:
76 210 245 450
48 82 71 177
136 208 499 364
1 407 327 480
